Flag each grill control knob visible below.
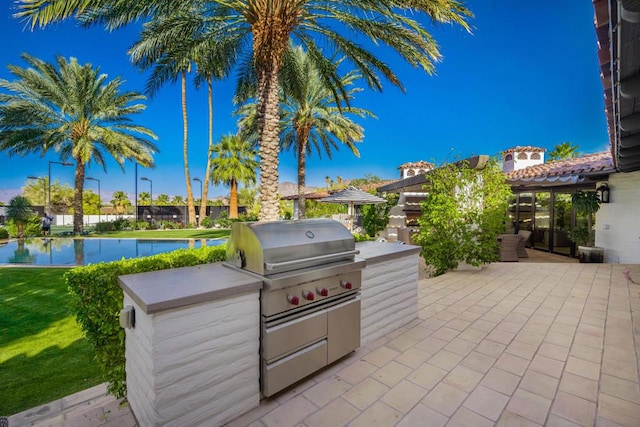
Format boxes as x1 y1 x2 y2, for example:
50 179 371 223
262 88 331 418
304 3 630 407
287 295 300 305
302 290 315 301
340 280 353 290
317 287 329 297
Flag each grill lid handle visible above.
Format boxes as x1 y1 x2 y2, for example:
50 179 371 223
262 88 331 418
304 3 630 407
264 250 359 271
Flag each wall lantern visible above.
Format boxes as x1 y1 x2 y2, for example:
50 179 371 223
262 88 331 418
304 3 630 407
597 183 610 203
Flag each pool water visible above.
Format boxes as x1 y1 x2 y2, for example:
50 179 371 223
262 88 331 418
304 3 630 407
0 238 226 266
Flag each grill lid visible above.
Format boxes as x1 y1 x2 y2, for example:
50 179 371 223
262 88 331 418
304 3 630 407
226 219 357 275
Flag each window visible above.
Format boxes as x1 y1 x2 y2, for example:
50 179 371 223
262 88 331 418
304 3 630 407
505 154 513 161
517 152 528 160
531 153 541 160
407 170 415 177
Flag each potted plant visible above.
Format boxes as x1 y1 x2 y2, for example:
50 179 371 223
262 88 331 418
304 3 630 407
568 190 604 263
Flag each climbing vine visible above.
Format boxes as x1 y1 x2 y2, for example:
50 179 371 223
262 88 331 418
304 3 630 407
416 158 512 276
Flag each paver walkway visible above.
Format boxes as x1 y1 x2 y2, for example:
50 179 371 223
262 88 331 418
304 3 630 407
8 260 640 426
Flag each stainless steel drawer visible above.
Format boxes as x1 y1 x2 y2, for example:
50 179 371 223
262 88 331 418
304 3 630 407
262 340 328 397
262 309 327 362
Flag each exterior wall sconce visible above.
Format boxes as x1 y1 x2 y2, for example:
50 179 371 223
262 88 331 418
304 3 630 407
597 183 610 203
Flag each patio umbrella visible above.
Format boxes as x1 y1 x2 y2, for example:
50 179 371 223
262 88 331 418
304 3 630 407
319 186 387 232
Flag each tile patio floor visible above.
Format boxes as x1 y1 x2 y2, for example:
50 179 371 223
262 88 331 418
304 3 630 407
8 255 640 427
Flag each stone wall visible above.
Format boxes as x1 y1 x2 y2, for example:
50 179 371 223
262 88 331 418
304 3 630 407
124 291 260 426
360 254 419 345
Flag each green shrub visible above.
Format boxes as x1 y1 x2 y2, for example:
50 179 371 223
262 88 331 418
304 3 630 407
214 212 232 228
94 218 133 233
112 217 131 231
239 212 258 222
353 233 374 242
134 220 150 230
94 221 115 233
7 216 42 237
362 193 398 237
0 227 8 239
200 216 212 228
159 220 181 229
417 158 512 276
64 244 227 399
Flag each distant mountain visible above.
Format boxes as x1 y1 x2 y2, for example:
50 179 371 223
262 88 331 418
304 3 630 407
278 182 318 198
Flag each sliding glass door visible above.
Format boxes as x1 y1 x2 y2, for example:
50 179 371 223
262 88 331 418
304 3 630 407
552 193 573 255
516 193 533 233
533 192 550 250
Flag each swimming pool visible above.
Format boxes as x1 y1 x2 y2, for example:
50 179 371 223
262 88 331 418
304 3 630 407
0 238 226 266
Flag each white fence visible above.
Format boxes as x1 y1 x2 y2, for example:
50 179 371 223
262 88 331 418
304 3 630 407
54 214 136 226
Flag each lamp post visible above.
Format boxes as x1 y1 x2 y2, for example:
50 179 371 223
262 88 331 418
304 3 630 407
85 177 101 224
193 177 202 225
134 162 138 222
27 176 46 210
48 161 73 214
140 177 152 221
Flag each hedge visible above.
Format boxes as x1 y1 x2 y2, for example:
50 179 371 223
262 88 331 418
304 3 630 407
64 244 227 399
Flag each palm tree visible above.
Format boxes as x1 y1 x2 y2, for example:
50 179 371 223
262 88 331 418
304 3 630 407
0 54 158 233
6 195 34 238
138 192 151 205
238 46 373 218
211 134 259 219
127 4 238 226
548 142 580 161
155 194 171 206
111 191 131 214
15 0 472 221
193 35 238 226
171 195 185 206
128 9 198 226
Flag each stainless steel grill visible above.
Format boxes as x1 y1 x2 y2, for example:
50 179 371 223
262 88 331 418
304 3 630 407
225 219 364 397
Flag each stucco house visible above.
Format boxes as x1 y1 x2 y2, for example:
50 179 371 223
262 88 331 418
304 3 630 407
377 145 638 263
375 1 640 264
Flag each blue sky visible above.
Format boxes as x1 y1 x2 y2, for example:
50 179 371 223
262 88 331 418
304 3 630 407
0 1 609 203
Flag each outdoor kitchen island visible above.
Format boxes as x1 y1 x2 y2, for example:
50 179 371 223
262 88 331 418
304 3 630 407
118 237 420 427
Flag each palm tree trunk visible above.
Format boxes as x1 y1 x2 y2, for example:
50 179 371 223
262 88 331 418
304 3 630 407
182 70 197 226
230 179 238 219
73 160 85 234
296 129 309 219
74 239 85 266
201 77 214 226
257 63 282 221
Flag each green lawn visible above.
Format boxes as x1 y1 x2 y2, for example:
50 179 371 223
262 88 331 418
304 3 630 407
0 268 102 416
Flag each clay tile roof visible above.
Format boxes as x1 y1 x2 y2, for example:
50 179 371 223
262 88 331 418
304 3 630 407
501 146 546 154
505 152 615 180
398 160 434 170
